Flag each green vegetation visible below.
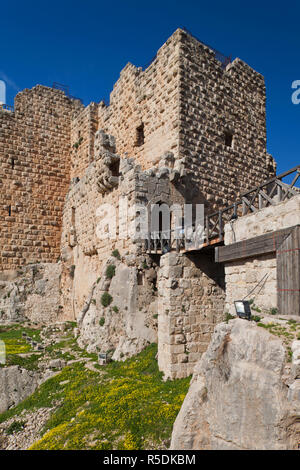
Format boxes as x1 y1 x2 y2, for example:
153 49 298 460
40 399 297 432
99 317 105 327
73 137 83 149
112 306 119 313
251 305 262 313
5 420 26 435
0 344 190 450
105 264 116 279
101 292 113 308
251 315 261 323
112 249 121 260
256 320 300 361
69 265 75 279
0 324 42 370
224 312 235 323
269 307 278 315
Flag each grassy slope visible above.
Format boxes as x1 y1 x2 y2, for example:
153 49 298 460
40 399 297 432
0 324 42 370
0 326 191 450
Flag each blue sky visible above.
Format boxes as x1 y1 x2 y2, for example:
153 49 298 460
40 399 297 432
0 0 299 174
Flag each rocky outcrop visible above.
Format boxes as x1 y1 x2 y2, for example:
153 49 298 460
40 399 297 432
0 264 62 324
171 318 300 450
77 255 158 361
0 366 40 414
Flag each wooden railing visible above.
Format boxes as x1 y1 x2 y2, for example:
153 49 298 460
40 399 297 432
145 165 300 254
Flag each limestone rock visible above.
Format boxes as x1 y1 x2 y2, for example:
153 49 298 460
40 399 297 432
171 319 300 450
0 366 39 414
77 256 158 361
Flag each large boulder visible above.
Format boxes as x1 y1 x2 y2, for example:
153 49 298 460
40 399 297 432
0 366 39 414
77 256 158 361
171 318 300 450
0 264 62 324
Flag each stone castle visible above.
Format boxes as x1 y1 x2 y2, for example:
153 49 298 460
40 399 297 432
3 27 298 380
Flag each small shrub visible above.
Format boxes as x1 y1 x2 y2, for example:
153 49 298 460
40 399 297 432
106 265 116 279
142 261 148 269
96 277 101 284
6 421 26 435
101 292 113 308
91 299 96 305
69 265 75 279
251 315 261 323
153 314 158 319
73 137 83 149
112 249 121 260
287 348 293 362
225 312 235 323
270 307 278 315
112 306 119 313
252 305 261 313
99 317 105 327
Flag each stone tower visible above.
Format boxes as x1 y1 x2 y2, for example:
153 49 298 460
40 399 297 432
0 29 276 378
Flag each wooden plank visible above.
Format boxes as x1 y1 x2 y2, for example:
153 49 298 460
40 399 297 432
275 179 299 197
215 226 296 263
242 196 257 213
277 226 300 316
258 189 275 206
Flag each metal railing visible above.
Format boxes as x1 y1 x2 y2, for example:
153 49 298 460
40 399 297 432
142 28 231 71
181 27 231 69
0 103 14 112
52 82 83 104
145 165 300 253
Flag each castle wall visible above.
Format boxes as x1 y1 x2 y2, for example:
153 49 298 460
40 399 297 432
60 131 182 320
70 102 98 179
223 194 300 315
158 251 225 379
0 86 82 270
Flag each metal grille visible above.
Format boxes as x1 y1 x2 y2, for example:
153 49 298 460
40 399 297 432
52 82 83 104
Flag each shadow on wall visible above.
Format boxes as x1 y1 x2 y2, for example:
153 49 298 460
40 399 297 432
186 249 225 290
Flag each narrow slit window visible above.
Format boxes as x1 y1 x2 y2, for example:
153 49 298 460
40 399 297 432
110 159 120 177
8 205 11 216
11 158 15 169
224 131 233 147
137 271 144 286
71 207 76 227
136 124 144 147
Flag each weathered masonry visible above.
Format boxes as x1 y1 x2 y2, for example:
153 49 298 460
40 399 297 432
0 28 275 271
0 28 283 379
217 168 300 317
0 87 82 270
